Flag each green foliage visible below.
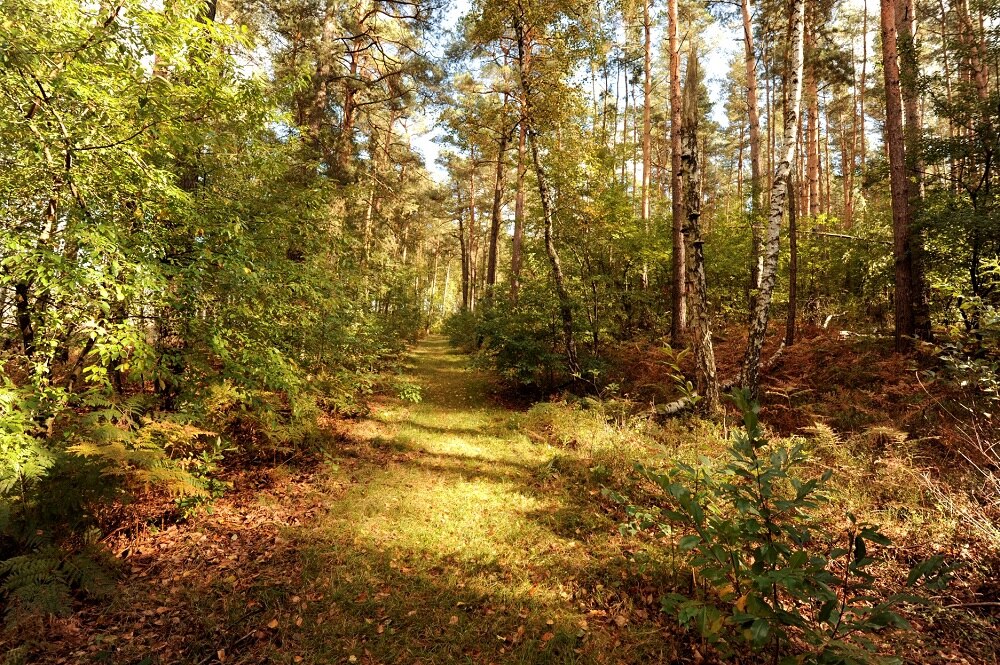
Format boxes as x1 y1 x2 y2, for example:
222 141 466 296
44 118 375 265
443 311 480 352
0 0 447 625
0 544 113 624
614 391 952 664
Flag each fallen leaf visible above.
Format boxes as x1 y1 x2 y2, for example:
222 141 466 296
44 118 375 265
267 619 279 629
541 632 554 642
449 615 459 625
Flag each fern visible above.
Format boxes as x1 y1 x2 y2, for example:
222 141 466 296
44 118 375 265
0 545 113 622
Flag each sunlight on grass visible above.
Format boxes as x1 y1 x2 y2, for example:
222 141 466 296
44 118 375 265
286 337 618 663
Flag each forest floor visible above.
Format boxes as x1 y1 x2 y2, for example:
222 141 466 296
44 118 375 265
21 337 678 664
14 335 999 665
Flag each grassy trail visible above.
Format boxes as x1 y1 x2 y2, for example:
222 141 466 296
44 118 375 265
285 336 669 664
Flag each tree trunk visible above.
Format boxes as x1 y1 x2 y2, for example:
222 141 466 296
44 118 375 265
786 171 798 346
641 0 653 290
881 0 918 351
668 0 686 343
681 47 720 414
457 187 470 312
486 112 510 294
860 0 868 174
897 0 932 340
742 0 765 301
468 157 479 312
740 0 806 398
514 15 580 375
641 0 652 225
806 16 820 218
511 120 527 302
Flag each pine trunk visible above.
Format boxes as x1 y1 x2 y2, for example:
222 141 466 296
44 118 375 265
897 0 931 340
881 0 917 350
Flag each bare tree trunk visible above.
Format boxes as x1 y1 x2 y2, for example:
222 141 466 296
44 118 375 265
823 96 832 214
897 0 932 340
742 0 766 311
668 0 686 343
806 16 820 218
939 0 955 191
486 106 510 294
468 159 478 312
641 0 653 290
457 186 470 313
515 14 580 375
641 0 652 224
860 0 868 174
881 0 918 350
681 47 720 414
740 0 806 398
511 120 527 302
786 171 798 346
842 96 854 226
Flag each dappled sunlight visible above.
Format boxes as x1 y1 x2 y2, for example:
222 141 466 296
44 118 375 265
281 337 632 663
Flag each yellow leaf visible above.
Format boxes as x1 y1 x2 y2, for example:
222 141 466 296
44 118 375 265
267 618 279 629
735 593 749 611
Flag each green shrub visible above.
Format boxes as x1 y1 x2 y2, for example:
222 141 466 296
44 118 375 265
612 390 952 664
443 311 479 352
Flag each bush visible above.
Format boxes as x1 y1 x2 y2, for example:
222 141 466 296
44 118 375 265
443 311 479 352
612 390 951 664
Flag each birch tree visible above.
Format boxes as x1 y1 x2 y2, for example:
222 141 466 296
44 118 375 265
668 0 687 344
740 0 806 397
681 45 720 414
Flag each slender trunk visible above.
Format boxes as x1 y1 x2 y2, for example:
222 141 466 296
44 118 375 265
487 112 510 294
740 0 806 397
806 17 820 218
641 0 653 225
515 15 580 375
742 0 765 299
843 93 855 226
468 158 478 312
860 0 868 174
823 96 832 214
786 171 798 346
681 47 720 414
939 0 955 191
882 0 917 350
457 187 470 312
511 120 527 302
15 283 35 358
897 0 932 340
668 0 686 342
622 69 629 186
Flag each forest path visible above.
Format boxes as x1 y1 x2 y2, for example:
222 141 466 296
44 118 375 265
285 336 666 664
